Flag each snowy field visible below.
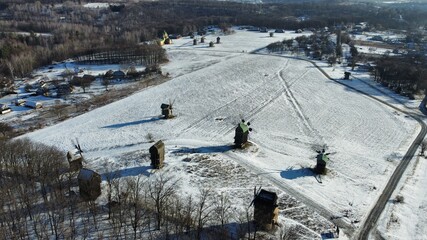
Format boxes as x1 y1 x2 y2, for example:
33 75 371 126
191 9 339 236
21 30 422 238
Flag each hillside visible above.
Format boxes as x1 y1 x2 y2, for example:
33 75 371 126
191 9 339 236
22 29 420 239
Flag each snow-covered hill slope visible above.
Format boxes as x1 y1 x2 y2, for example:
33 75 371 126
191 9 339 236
24 30 419 237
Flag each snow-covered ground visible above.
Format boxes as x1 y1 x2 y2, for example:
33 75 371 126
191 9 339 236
18 29 422 239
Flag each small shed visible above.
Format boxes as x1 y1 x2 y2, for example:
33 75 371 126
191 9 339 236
161 103 173 119
216 36 221 44
315 151 329 174
67 149 83 172
150 140 165 169
344 71 351 80
254 189 279 231
234 121 251 148
78 168 101 201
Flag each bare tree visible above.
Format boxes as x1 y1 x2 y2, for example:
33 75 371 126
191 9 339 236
214 192 232 228
127 176 146 239
196 188 214 240
147 173 180 230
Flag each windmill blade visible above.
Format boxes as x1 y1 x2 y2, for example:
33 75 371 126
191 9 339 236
249 198 255 208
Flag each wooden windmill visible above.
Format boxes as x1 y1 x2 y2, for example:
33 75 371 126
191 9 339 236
67 138 84 172
315 147 330 174
250 187 279 231
234 119 252 148
161 99 175 119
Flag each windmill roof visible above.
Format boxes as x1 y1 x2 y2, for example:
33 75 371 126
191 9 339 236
317 153 329 162
238 122 249 133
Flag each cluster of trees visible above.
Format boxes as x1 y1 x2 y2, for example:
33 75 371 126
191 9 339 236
267 31 354 63
0 138 272 239
372 54 427 95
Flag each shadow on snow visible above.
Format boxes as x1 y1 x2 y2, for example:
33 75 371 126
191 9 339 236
280 167 314 180
102 165 152 180
102 117 162 129
172 145 234 154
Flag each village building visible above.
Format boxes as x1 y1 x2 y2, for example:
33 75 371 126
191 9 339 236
0 103 12 114
234 121 251 148
150 140 165 169
67 149 83 172
78 168 102 201
254 189 279 231
14 99 26 106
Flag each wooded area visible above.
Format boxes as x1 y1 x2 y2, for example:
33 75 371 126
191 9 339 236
1 0 426 80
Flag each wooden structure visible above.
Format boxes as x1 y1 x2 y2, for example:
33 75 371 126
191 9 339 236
150 140 165 169
209 41 214 47
216 37 221 44
159 31 172 45
78 168 101 201
14 99 26 106
0 104 12 114
315 150 329 174
234 120 251 148
344 71 351 80
67 149 83 172
161 103 173 119
254 189 279 231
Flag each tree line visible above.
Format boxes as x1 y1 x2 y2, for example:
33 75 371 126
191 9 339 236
0 138 285 239
1 0 426 81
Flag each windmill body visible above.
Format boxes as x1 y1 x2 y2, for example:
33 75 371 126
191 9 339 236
234 120 252 148
253 189 279 231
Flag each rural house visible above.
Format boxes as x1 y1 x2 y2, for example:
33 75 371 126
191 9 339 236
0 104 12 114
254 189 279 231
150 140 165 169
78 168 102 201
